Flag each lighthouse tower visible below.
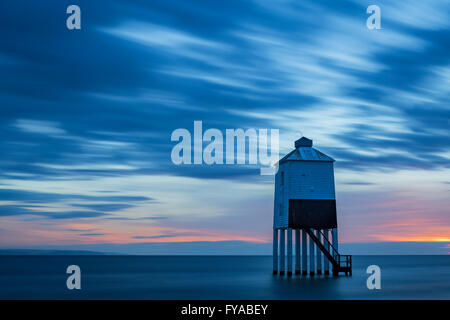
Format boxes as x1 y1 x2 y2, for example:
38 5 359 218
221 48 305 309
272 137 351 276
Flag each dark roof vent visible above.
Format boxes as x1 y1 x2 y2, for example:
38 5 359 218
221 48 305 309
295 137 313 148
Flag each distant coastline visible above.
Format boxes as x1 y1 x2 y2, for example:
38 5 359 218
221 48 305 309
0 240 448 255
0 249 111 255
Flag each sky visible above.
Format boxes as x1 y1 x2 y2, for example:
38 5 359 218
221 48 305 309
0 0 449 254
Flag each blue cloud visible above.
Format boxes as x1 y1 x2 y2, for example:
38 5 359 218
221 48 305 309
0 189 153 220
0 205 107 219
0 189 153 203
0 0 448 247
71 203 135 212
0 0 447 184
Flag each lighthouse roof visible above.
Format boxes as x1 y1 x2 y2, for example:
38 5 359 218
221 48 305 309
278 137 335 164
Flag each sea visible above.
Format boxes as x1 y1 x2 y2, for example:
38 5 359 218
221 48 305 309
0 255 449 299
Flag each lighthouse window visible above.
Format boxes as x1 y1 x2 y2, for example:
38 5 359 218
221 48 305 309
281 172 284 185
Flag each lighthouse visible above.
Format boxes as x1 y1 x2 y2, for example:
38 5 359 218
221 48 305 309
272 137 351 276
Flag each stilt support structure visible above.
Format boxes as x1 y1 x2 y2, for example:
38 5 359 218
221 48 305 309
279 229 285 276
323 229 330 275
273 229 278 274
332 228 338 276
295 229 300 275
304 228 351 276
287 228 292 276
301 230 307 275
309 232 315 276
316 229 322 274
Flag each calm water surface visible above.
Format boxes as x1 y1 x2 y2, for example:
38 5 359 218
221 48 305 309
0 255 449 299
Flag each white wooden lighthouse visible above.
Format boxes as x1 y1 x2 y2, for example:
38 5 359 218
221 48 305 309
273 137 351 276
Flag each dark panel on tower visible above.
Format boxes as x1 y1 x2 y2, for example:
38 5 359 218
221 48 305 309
288 199 337 229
